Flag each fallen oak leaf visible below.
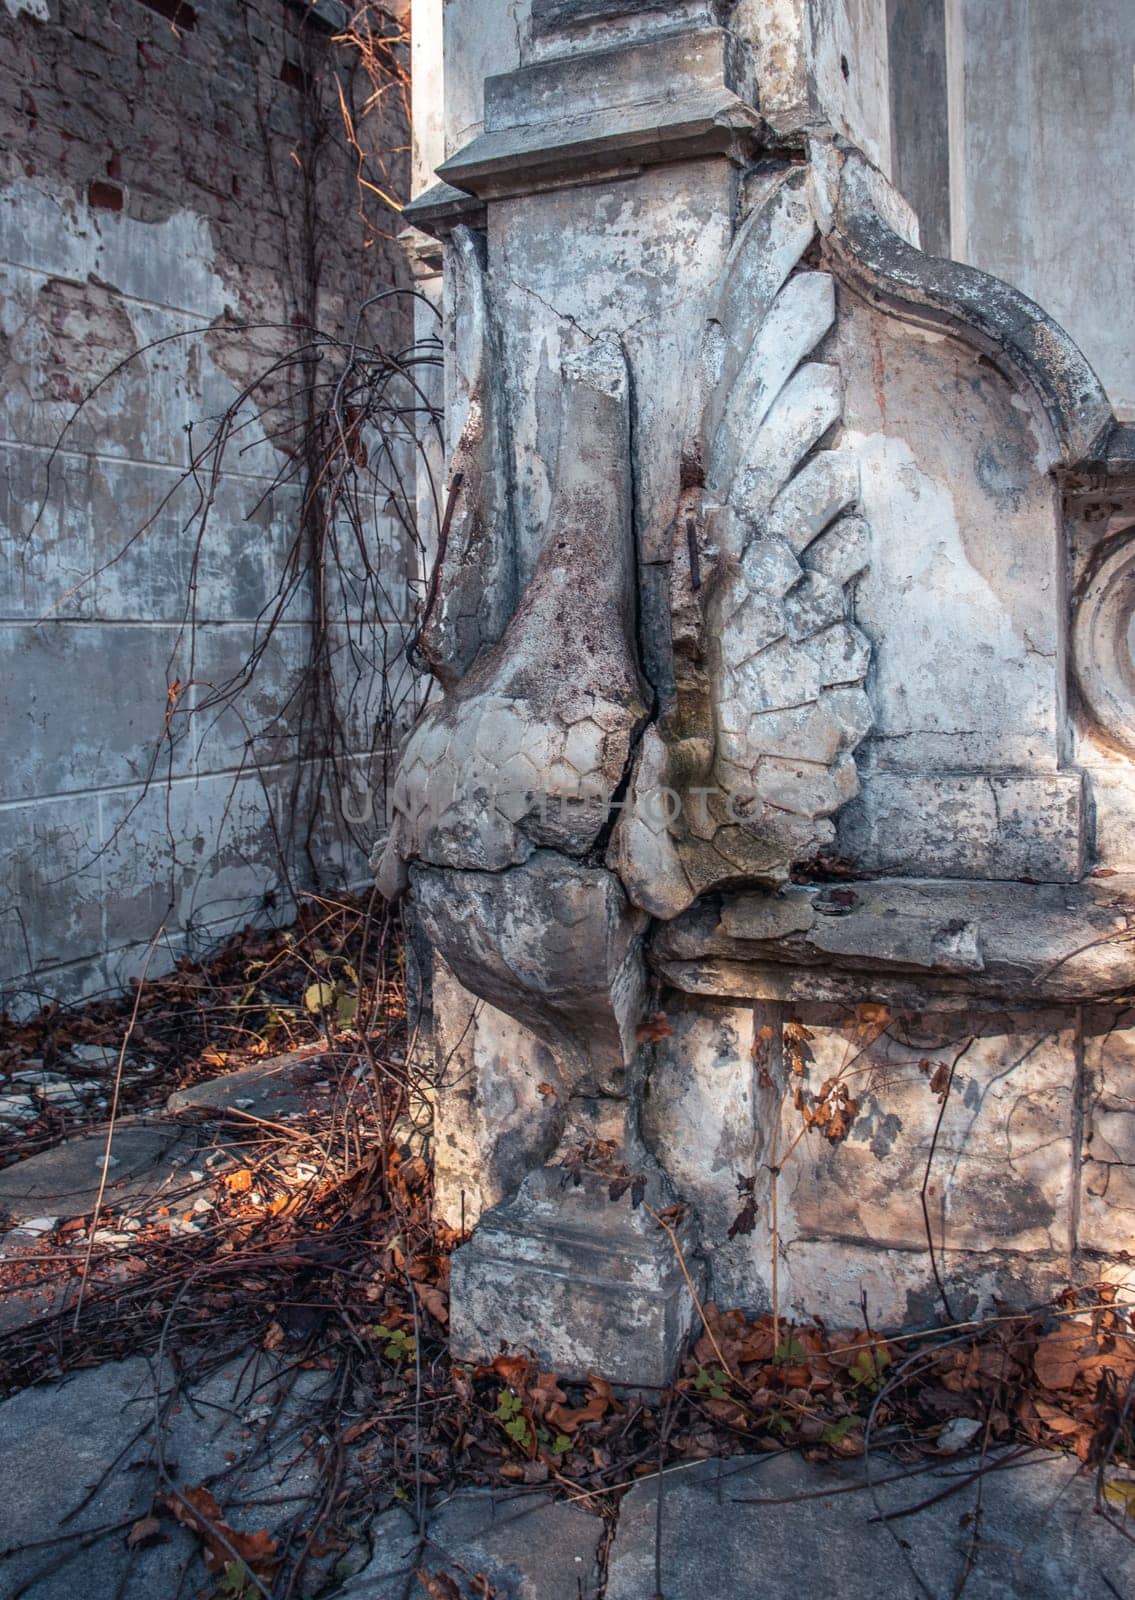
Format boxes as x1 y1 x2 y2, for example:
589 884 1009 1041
547 1376 619 1433
1032 1399 1084 1439
528 1370 567 1417
165 1487 279 1579
413 1280 449 1325
1034 1322 1095 1391
480 1353 532 1392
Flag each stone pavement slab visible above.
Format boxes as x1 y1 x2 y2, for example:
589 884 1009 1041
0 1357 200 1599
604 1449 1135 1600
167 1048 332 1122
0 1117 199 1224
341 1490 602 1599
0 1350 336 1599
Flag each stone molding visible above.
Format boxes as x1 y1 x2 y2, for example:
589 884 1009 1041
827 150 1114 470
435 25 761 201
654 875 1135 1008
401 180 486 241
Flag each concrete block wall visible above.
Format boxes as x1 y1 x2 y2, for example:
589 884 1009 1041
0 0 414 1010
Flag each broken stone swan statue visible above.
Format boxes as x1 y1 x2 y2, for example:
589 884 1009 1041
375 144 1131 1385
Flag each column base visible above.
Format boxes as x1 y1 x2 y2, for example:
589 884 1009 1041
449 1165 702 1388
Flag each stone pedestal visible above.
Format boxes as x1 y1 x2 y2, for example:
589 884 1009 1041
450 1166 700 1387
385 0 1135 1377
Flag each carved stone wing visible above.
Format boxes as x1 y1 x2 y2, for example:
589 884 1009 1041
611 167 873 918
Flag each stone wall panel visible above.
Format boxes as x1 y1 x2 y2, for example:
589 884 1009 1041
0 0 410 1004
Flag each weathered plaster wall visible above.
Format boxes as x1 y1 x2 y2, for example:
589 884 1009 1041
806 0 1134 411
0 0 411 1008
644 997 1096 1328
946 0 1134 415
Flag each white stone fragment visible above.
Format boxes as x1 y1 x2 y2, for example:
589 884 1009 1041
739 537 802 598
803 622 872 686
764 451 860 553
708 272 835 496
18 1217 57 1237
804 513 870 584
783 571 846 640
936 1417 983 1454
733 364 842 525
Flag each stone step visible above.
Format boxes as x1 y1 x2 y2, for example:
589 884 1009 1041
166 1047 338 1123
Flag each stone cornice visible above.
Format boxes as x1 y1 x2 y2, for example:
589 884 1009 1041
653 876 1135 1009
401 181 487 240
434 25 761 204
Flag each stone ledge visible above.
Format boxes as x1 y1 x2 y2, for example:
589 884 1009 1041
401 180 487 240
436 27 761 201
653 875 1135 1007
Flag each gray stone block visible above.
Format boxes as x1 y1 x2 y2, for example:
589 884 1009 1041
450 1165 700 1388
836 773 1086 883
166 1047 329 1121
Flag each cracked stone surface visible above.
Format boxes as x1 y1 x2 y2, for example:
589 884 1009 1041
339 1491 602 1599
603 1450 1135 1600
643 992 1086 1324
1082 1004 1135 1254
376 332 648 897
412 852 647 1094
652 875 1135 1005
0 1352 334 1600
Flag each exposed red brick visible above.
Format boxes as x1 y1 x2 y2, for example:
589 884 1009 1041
87 178 123 210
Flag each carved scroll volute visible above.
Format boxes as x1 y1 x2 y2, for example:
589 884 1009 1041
610 167 873 919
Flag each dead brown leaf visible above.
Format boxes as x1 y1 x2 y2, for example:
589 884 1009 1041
125 1514 162 1549
1034 1322 1094 1390
636 1012 673 1044
165 1486 280 1579
416 1572 462 1599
